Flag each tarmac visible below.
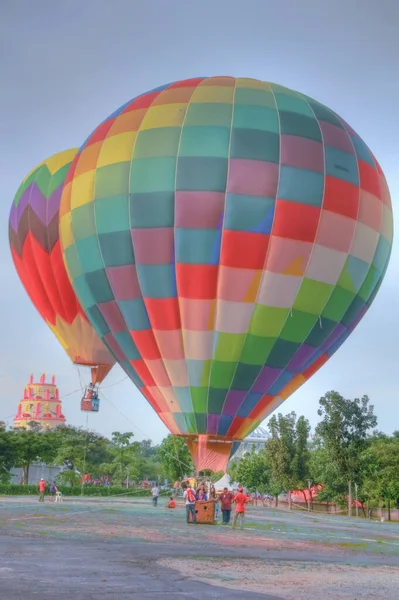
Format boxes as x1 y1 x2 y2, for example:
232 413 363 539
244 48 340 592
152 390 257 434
0 495 398 599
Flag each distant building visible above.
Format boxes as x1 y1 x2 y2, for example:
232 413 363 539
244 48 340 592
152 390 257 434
234 426 270 458
13 373 66 430
10 462 63 485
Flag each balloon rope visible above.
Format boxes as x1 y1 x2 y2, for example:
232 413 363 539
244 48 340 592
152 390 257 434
0 375 129 426
80 413 89 497
99 390 194 474
59 375 128 401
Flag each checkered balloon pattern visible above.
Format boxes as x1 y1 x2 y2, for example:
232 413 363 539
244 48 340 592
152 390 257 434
60 76 393 444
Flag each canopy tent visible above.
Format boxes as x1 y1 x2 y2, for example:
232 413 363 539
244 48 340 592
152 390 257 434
213 473 238 491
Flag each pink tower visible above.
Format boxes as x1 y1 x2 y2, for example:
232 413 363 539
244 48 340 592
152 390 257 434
13 373 67 430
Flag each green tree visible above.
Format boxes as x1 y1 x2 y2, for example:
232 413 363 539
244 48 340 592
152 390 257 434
53 426 110 478
0 427 15 483
133 439 163 482
227 457 240 485
100 431 143 485
157 435 193 482
361 435 399 520
139 455 164 482
138 439 158 458
234 448 270 493
316 391 377 516
293 416 312 496
12 428 57 484
309 436 346 506
266 412 311 509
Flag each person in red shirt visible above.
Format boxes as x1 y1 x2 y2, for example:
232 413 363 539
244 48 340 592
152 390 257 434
232 487 250 530
219 487 234 525
38 478 47 503
165 497 176 509
184 485 197 523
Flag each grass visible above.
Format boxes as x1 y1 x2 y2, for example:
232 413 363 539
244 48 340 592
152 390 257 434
339 541 370 549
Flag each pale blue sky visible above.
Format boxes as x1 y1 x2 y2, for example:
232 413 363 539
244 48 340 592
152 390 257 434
1 0 398 442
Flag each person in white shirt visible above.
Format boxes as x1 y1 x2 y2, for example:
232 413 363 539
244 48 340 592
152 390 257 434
183 485 197 523
151 485 159 507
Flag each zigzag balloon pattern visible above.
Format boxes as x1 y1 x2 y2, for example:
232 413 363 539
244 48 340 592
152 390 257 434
9 149 115 380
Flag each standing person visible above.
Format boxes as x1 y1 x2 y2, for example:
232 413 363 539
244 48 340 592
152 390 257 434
183 484 197 524
151 484 159 507
209 486 220 521
173 480 180 497
220 487 234 525
232 487 250 530
202 482 208 500
49 481 58 502
38 478 47 502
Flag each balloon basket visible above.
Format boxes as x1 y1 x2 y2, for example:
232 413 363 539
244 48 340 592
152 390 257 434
81 385 100 412
189 500 216 525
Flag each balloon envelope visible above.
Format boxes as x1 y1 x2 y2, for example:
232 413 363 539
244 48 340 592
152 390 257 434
60 77 393 470
9 149 115 384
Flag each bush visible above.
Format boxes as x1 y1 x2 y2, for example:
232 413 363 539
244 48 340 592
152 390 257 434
0 483 164 497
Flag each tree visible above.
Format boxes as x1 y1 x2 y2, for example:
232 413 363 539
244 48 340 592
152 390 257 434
0 424 179 489
227 457 240 485
266 412 311 509
109 432 139 471
293 415 312 500
361 435 399 520
157 435 193 482
100 431 144 485
0 428 15 483
12 428 57 484
309 436 347 506
53 426 110 477
233 448 270 494
138 439 158 458
316 391 377 516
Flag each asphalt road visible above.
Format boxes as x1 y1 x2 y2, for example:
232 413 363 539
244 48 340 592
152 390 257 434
0 534 281 599
1 497 398 599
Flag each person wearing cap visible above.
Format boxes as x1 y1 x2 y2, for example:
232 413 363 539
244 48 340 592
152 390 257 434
38 478 47 502
232 487 250 530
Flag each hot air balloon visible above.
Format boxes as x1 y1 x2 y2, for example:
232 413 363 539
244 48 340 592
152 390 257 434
9 149 115 410
59 77 393 471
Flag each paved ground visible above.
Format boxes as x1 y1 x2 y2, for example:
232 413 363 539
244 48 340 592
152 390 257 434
0 495 398 598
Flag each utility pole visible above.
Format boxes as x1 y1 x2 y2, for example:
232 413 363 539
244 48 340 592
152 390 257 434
307 479 312 512
354 483 359 518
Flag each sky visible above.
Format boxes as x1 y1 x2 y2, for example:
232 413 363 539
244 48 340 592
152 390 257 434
1 0 398 443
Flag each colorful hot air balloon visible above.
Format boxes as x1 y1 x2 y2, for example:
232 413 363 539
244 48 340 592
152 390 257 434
59 77 393 471
9 149 115 391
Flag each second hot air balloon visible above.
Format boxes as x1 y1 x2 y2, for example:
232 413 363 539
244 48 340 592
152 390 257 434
9 149 115 410
59 77 393 470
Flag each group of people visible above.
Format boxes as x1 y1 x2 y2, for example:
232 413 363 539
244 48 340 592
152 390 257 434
183 483 250 529
38 479 59 502
38 476 250 529
153 480 250 529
